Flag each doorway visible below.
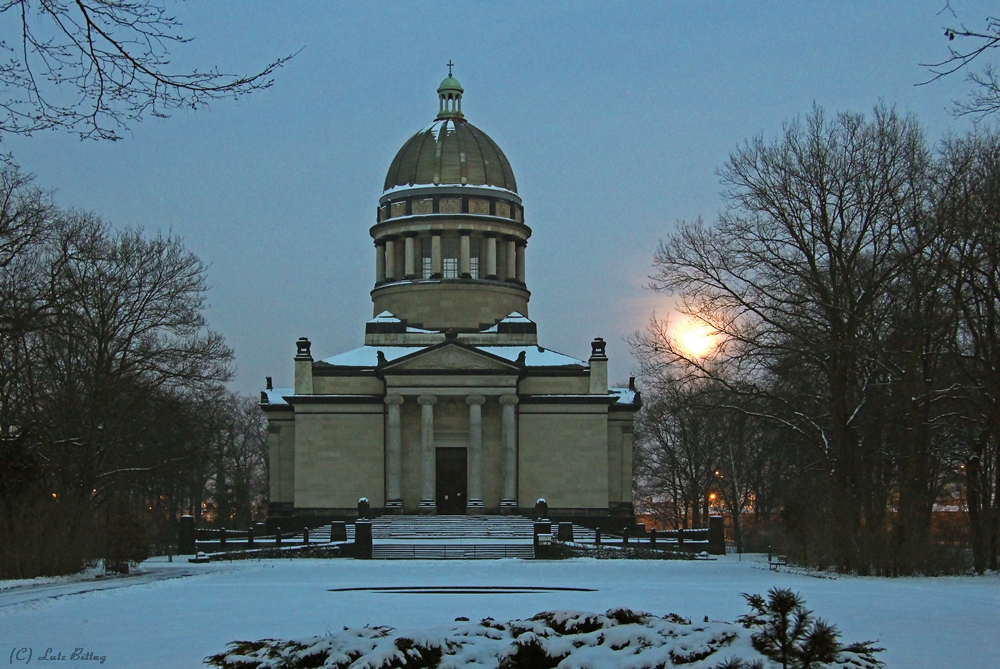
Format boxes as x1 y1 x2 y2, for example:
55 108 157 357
436 448 467 514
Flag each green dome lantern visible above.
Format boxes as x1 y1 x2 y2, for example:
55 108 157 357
437 66 464 120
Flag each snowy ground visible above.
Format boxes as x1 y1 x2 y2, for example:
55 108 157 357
0 554 996 668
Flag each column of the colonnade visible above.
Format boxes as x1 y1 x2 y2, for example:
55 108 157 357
499 394 518 510
418 394 437 512
460 235 471 278
384 395 403 511
486 235 497 279
466 395 486 514
404 235 416 279
431 234 443 278
384 239 396 280
375 242 385 283
505 239 517 281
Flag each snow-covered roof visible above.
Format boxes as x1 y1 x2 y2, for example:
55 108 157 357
610 387 637 405
321 346 424 367
369 311 401 323
478 346 585 367
482 312 535 333
317 344 585 369
261 388 294 405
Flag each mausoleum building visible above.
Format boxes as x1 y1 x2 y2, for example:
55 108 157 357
261 73 639 530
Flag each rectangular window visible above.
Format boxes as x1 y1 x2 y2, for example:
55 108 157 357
421 238 432 279
442 237 459 278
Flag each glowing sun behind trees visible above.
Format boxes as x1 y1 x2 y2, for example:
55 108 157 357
673 319 717 359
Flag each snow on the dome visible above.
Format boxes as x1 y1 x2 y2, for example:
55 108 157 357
382 182 518 197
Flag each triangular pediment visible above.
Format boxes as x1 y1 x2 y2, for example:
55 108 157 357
383 343 519 373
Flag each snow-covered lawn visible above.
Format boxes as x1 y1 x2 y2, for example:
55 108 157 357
0 554 996 668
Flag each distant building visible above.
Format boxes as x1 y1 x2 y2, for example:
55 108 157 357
261 73 639 530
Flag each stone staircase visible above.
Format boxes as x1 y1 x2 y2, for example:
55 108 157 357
308 515 601 559
369 515 534 559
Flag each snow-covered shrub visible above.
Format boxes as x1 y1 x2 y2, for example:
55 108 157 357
205 601 884 669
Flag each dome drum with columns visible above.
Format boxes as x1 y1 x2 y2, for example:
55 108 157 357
261 72 639 533
371 77 530 331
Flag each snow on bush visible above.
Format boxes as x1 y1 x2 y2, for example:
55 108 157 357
205 592 883 669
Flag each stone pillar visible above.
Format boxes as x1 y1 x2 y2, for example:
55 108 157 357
384 239 396 280
375 242 385 284
499 394 519 510
404 235 416 279
516 243 526 284
418 394 437 512
431 234 442 278
385 395 404 511
486 235 498 279
466 395 486 514
506 239 517 281
460 234 471 278
294 337 313 395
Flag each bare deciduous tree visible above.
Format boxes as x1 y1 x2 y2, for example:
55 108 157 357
638 106 933 572
0 0 295 140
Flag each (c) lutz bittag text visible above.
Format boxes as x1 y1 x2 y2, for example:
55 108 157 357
9 647 107 664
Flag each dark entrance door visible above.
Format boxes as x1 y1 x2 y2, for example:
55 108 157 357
436 448 467 515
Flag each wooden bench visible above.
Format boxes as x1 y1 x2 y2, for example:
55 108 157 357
768 555 787 570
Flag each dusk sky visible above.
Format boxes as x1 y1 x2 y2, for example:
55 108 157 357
5 2 991 393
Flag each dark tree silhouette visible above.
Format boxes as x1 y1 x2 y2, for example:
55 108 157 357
0 0 294 140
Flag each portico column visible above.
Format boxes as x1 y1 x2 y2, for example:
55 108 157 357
384 238 396 280
466 395 486 514
404 235 416 279
384 395 404 511
506 239 517 281
486 235 497 279
375 242 385 284
459 234 471 278
418 394 437 512
499 394 519 510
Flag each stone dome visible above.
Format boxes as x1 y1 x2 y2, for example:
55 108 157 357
383 118 517 194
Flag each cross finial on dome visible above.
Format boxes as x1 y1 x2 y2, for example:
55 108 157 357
447 59 454 76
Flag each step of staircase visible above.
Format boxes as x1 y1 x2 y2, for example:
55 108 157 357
369 515 535 540
371 543 535 559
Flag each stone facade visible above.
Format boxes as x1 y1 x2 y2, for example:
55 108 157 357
261 74 639 531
